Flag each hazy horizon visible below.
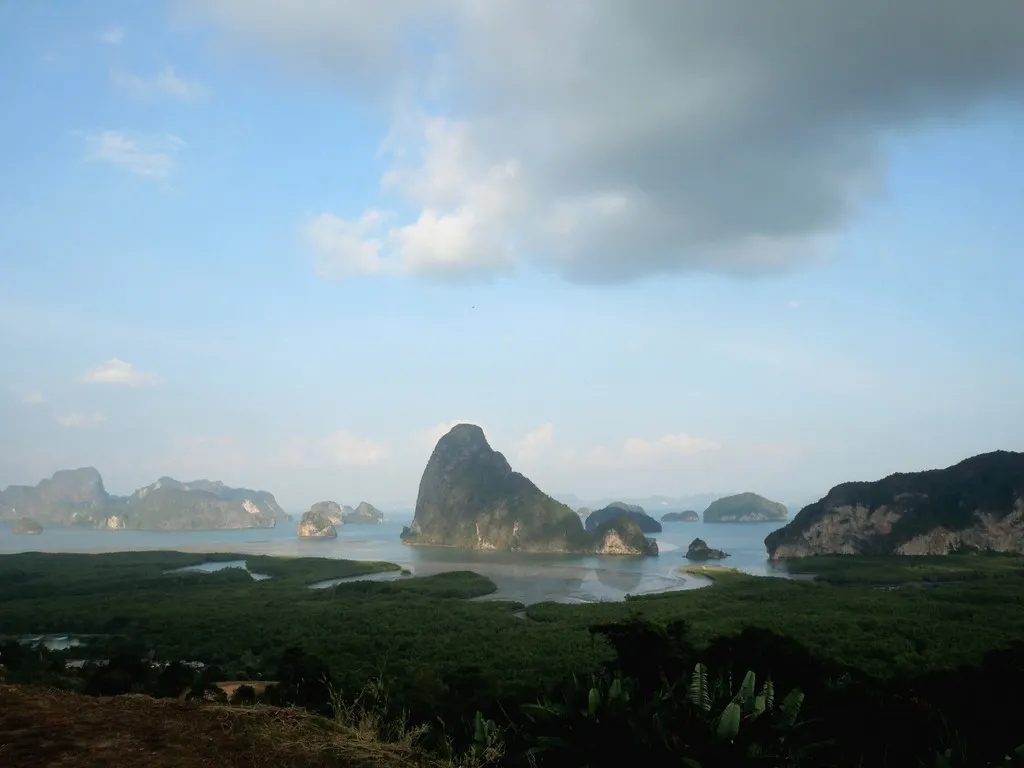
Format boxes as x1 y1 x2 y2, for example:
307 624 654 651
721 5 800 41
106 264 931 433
2 2 1023 512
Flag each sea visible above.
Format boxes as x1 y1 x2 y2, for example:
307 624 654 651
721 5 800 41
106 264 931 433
0 516 793 606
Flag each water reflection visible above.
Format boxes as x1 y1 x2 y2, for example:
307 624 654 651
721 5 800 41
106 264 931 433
594 567 644 594
308 570 407 589
163 560 271 581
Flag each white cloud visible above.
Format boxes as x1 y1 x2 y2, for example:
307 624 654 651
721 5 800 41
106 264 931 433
99 27 125 45
743 441 804 460
111 66 208 102
83 131 185 181
167 436 248 477
81 358 158 387
282 430 388 467
306 117 522 281
513 423 555 463
181 0 1024 284
621 434 722 461
787 300 802 310
508 424 720 472
21 391 46 405
307 210 392 278
56 412 108 428
320 431 388 466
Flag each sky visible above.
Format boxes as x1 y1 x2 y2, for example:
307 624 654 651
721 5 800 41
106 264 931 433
1 1 1023 512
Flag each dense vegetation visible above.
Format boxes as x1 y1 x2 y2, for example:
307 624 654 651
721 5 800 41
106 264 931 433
3 551 1024 765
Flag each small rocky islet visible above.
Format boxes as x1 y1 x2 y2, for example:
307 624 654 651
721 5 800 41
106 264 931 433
12 517 43 535
297 508 338 538
685 537 729 561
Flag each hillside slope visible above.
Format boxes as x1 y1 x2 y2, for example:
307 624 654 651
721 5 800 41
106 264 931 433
0 685 435 768
765 450 1024 558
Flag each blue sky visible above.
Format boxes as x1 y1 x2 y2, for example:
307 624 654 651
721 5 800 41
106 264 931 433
2 1 1023 511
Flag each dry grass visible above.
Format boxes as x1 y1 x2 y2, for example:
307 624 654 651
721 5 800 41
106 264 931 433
214 680 277 699
0 684 442 768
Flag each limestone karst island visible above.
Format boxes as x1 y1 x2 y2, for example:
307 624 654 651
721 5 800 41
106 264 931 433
400 423 658 556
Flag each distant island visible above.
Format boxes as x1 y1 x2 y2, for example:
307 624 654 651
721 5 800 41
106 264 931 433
765 450 1024 558
12 517 43 535
585 502 662 534
0 469 288 531
662 510 699 522
703 493 788 523
307 500 385 525
343 502 385 525
400 424 657 556
298 508 338 538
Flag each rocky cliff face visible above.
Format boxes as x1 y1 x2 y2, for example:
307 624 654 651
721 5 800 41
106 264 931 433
307 500 384 524
298 509 337 538
125 480 279 530
0 470 282 530
310 501 345 525
104 515 126 530
585 502 663 533
403 424 655 555
592 518 659 555
130 478 283 528
765 451 1024 558
703 493 788 523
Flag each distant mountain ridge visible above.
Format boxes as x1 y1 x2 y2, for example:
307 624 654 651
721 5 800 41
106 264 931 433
0 468 285 531
554 493 723 513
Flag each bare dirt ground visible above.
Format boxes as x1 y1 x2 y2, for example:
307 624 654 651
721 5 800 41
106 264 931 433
0 685 435 768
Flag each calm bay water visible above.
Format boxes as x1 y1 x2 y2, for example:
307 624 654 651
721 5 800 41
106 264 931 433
0 517 792 605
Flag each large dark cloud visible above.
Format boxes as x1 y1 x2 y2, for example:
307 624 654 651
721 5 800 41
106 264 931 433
180 0 1024 282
